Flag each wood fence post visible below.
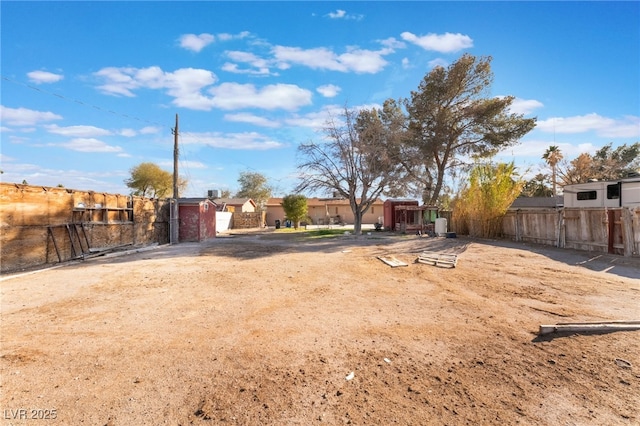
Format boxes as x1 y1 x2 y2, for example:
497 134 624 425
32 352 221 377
621 207 635 257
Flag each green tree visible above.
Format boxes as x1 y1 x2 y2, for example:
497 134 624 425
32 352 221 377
235 171 271 211
453 162 524 238
542 145 563 196
281 194 308 229
296 107 401 235
521 173 553 197
404 54 536 205
125 162 185 198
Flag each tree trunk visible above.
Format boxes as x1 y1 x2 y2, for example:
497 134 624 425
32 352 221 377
353 210 363 235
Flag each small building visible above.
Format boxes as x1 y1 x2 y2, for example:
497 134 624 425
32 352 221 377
213 198 257 213
563 177 640 208
178 198 216 242
383 199 418 231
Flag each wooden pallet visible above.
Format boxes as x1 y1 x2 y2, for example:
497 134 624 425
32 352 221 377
377 256 409 268
416 251 458 268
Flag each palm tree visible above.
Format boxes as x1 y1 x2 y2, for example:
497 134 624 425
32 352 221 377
542 146 563 196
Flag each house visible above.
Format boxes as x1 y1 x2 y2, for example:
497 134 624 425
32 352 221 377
177 198 216 242
265 197 385 227
213 198 257 213
563 177 640 208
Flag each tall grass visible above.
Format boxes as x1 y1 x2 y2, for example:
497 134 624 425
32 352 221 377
452 162 524 238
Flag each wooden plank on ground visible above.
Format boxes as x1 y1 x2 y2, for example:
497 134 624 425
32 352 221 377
377 256 408 268
539 322 640 335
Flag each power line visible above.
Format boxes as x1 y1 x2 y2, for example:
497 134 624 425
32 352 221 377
1 74 167 129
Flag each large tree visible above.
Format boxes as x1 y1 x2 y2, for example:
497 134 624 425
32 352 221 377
296 107 401 235
235 171 272 211
125 162 185 198
542 145 563 196
558 142 640 184
404 54 536 205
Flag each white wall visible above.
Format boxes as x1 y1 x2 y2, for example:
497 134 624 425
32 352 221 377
216 211 233 232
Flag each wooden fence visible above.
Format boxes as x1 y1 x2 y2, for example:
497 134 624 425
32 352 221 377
502 207 639 257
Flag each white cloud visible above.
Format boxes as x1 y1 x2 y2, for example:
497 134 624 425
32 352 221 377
401 32 473 53
222 51 273 75
272 45 390 73
45 124 112 137
140 126 162 134
507 98 544 115
58 138 124 153
379 37 406 50
180 131 285 150
316 84 341 98
178 33 215 52
209 83 312 111
94 66 218 110
537 113 640 138
120 128 137 137
0 106 62 126
402 58 411 69
27 70 64 84
224 113 281 128
94 66 313 111
284 104 346 130
428 58 449 69
217 31 250 42
326 9 363 20
165 68 218 110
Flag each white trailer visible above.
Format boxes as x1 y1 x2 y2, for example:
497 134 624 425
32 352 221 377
563 177 640 208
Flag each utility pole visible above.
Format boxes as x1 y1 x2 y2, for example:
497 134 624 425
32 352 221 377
170 114 179 244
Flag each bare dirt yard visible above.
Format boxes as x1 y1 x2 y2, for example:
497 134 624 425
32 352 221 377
1 229 639 425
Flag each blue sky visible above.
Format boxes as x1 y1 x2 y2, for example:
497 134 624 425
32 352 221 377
1 1 639 197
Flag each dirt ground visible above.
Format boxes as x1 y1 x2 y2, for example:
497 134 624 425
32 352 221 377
1 229 639 425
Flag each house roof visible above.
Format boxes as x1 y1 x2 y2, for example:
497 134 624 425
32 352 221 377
510 196 563 209
178 197 215 205
213 198 256 207
266 197 384 207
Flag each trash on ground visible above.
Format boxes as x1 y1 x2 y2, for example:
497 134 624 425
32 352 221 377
345 372 355 381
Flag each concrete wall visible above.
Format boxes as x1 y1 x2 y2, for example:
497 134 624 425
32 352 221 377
502 207 639 257
1 183 170 273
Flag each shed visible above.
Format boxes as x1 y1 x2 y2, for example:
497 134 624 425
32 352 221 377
178 198 217 242
383 199 418 231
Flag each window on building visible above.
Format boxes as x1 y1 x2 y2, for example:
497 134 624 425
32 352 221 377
607 184 620 199
335 207 339 215
371 207 374 214
577 190 597 201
